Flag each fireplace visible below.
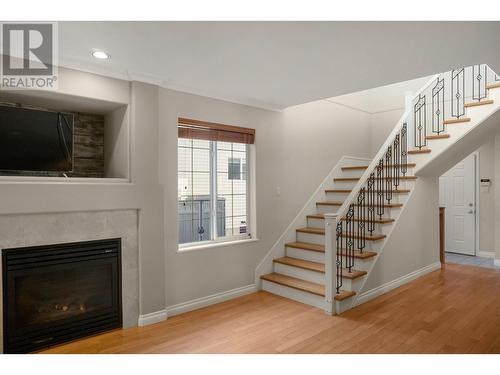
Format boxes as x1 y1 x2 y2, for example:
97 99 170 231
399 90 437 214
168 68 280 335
2 239 122 353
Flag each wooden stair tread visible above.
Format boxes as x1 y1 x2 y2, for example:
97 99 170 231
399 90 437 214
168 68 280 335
316 201 342 206
286 241 324 253
487 83 500 89
465 99 494 107
426 134 450 140
306 214 394 224
316 201 402 208
339 233 386 241
334 176 417 181
274 257 324 273
297 227 325 235
335 289 356 301
409 149 431 154
325 189 410 194
340 268 367 279
260 272 325 296
444 117 471 124
339 249 377 259
341 163 416 171
324 189 352 193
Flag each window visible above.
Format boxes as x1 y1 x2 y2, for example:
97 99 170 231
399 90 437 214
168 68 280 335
228 157 241 180
177 118 254 247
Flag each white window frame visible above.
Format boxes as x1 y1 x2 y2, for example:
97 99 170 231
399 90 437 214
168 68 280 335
178 141 253 251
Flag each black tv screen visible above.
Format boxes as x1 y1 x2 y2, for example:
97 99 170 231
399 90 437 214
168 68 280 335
0 105 74 172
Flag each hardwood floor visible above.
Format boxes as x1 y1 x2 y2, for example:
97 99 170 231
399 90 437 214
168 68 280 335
40 263 500 354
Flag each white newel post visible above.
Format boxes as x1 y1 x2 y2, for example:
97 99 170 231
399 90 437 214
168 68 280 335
324 213 338 315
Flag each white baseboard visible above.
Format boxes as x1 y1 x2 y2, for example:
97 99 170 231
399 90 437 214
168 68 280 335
478 251 495 259
494 259 500 267
166 284 258 318
138 309 168 327
354 261 441 307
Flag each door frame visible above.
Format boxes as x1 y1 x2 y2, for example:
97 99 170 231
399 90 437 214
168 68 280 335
442 151 480 256
473 151 480 257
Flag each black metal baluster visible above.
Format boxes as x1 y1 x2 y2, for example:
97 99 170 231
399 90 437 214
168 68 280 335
451 68 465 119
367 173 375 236
376 159 384 219
432 78 445 134
346 204 354 273
401 123 408 176
393 134 400 191
357 188 366 254
473 64 487 102
414 94 426 149
336 221 343 294
385 146 393 204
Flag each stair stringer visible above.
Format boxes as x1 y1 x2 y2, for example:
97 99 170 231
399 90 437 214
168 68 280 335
254 155 370 288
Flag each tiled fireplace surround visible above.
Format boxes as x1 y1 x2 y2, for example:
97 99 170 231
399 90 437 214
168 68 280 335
0 210 140 353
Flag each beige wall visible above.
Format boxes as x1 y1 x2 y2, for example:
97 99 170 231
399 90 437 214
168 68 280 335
362 177 440 293
160 89 372 306
477 140 495 254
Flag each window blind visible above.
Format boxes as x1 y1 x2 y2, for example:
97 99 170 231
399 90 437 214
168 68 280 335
178 117 255 144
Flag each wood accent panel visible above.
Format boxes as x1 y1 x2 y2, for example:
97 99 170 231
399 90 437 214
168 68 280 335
285 242 324 253
440 207 445 266
39 264 500 354
464 100 494 108
408 149 431 154
444 117 471 125
273 257 325 273
487 83 500 89
426 134 450 140
260 273 325 296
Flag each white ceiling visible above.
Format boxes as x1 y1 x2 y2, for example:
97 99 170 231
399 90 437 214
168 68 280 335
326 75 432 114
58 22 500 110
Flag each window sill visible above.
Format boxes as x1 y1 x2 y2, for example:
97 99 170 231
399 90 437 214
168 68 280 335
177 238 259 253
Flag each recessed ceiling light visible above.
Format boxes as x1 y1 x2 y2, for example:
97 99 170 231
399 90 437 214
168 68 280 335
91 50 110 60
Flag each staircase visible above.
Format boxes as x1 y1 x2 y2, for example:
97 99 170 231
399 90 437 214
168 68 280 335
258 64 500 314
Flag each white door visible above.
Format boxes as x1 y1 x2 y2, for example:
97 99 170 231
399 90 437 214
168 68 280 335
439 154 476 255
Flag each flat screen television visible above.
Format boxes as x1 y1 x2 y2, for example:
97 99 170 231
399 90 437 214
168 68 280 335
0 105 74 172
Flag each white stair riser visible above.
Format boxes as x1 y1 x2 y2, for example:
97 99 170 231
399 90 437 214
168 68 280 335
342 257 375 272
339 274 364 292
286 247 325 263
305 218 393 235
307 217 325 228
334 180 415 190
324 191 351 201
262 280 325 309
339 169 366 178
335 297 354 314
296 231 325 245
273 263 325 284
340 167 415 179
315 204 340 214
